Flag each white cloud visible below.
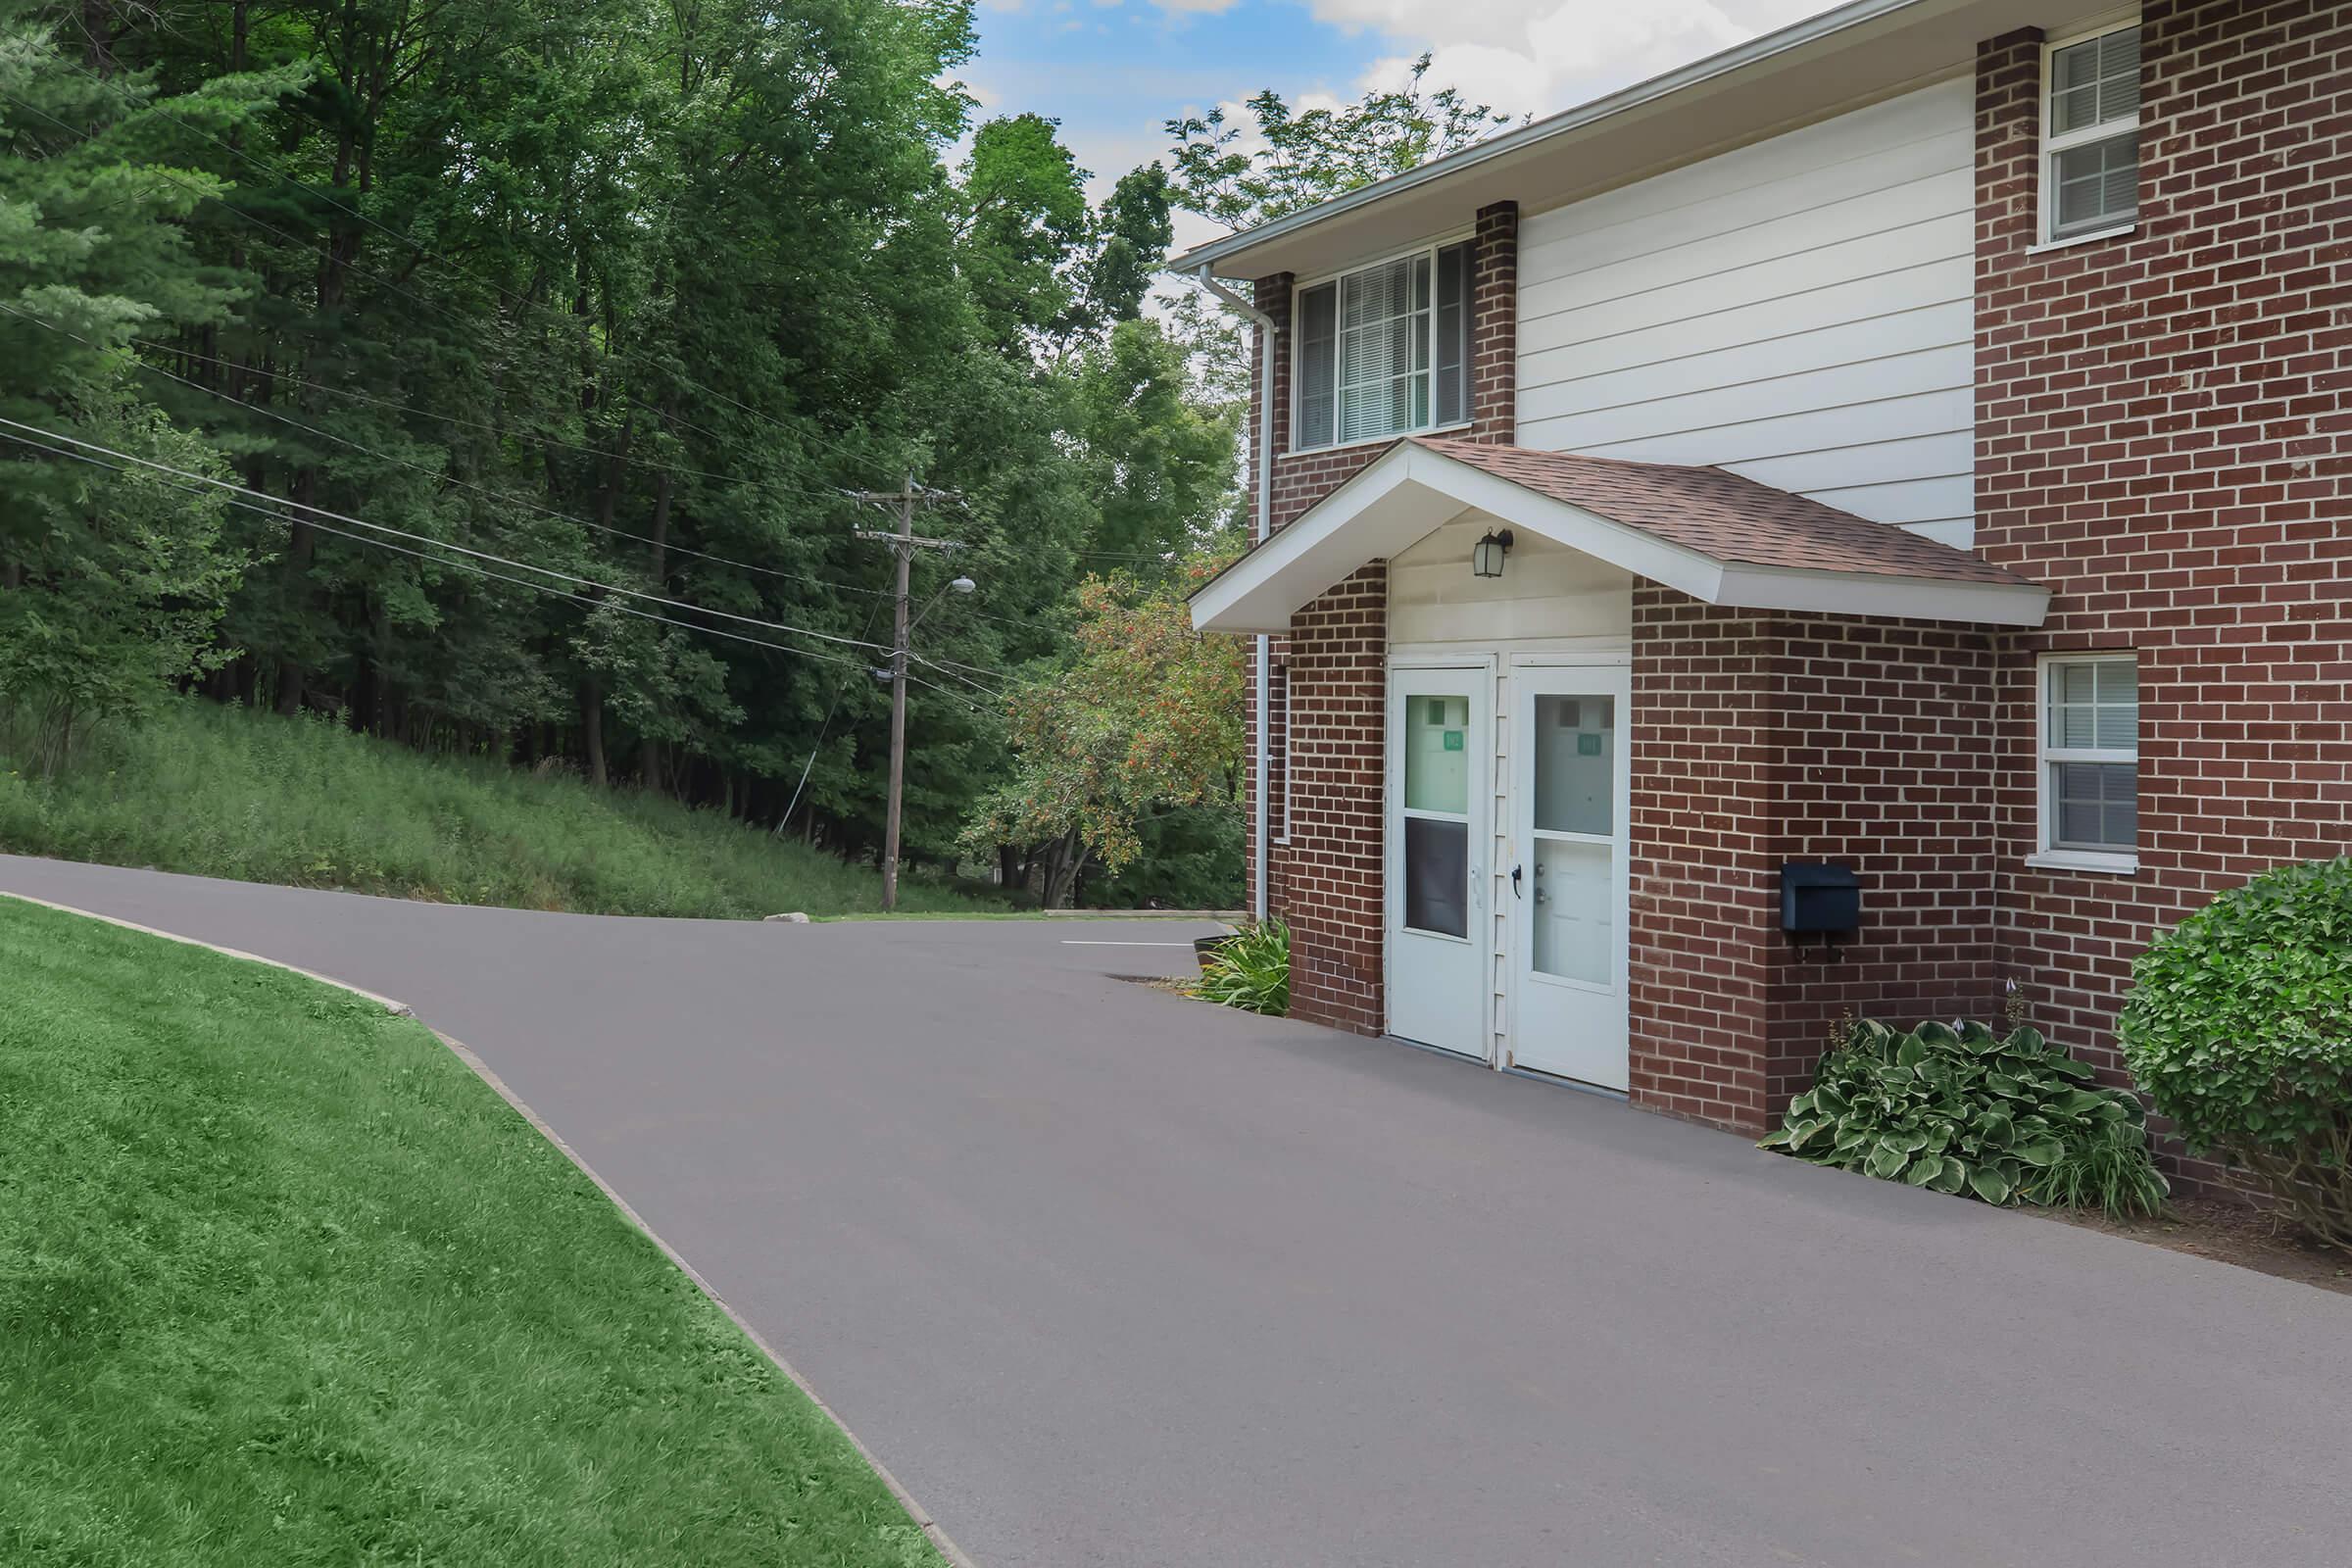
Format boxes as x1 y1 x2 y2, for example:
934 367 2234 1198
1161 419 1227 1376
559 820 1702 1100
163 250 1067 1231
1331 0 1840 121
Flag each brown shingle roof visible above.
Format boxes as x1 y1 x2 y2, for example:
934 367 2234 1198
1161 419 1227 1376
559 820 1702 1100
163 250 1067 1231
1412 437 2032 588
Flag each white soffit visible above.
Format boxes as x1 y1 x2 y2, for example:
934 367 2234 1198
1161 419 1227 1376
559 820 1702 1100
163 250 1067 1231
1187 443 2050 632
1174 0 2130 285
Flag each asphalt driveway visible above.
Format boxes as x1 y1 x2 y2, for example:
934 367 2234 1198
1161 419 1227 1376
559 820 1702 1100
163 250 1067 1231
5 853 2349 1567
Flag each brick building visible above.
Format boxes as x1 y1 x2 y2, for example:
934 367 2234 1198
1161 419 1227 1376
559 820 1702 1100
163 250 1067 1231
1185 0 2349 1170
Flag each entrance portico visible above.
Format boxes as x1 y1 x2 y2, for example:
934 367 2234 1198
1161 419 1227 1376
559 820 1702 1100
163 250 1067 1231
1193 437 2049 1122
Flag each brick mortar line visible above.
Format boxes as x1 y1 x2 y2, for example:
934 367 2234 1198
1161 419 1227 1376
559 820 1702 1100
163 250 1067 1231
0 889 984 1568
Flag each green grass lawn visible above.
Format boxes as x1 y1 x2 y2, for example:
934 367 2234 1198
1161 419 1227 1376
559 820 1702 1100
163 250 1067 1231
0 898 947 1567
0 698 1000 918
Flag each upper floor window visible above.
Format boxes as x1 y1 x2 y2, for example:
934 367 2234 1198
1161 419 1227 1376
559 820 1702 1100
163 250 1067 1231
1294 240 1471 451
2042 22 2140 243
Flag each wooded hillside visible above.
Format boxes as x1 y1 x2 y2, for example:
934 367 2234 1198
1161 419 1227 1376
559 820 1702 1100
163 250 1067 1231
0 0 1237 886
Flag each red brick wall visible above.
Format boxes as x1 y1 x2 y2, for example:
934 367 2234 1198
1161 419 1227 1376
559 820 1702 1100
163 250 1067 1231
1470 200 1518 442
1245 203 1521 1035
1630 591 2006 1132
1974 1 2352 1185
1628 597 1780 1129
1271 568 1390 1034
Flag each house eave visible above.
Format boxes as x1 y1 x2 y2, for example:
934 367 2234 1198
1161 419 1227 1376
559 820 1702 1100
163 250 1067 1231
1187 442 2050 633
1168 0 2131 287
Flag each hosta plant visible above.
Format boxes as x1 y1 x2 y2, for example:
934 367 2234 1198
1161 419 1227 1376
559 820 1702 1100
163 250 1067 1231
1760 1019 2169 1219
1193 918 1290 1016
2119 857 2352 1252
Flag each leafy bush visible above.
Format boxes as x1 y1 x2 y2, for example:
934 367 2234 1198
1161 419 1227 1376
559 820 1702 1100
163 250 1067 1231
2119 858 2352 1251
1761 1019 2168 1218
1194 919 1289 1016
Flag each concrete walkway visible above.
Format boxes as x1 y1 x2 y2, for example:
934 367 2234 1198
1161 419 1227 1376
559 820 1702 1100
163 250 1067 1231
5 853 2348 1568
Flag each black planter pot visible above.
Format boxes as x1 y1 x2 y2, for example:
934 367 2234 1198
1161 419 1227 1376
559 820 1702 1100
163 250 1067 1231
1194 933 1238 975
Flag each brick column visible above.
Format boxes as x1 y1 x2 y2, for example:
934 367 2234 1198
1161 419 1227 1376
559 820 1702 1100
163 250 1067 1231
1628 591 1780 1131
1249 272 1295 506
1469 200 1518 444
1282 566 1389 1036
1974 27 2044 270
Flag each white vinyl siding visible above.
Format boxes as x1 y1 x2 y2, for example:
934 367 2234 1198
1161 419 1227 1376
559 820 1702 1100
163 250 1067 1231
2036 653 2138 873
1295 241 1471 452
2043 23 2141 242
1515 80 1977 548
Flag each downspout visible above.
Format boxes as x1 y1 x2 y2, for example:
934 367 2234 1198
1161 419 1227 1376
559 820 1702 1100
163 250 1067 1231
1195 263 1276 924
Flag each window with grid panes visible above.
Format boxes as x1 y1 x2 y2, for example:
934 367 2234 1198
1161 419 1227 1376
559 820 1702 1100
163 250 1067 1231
2041 655 2137 856
2044 24 2140 241
1294 241 1471 451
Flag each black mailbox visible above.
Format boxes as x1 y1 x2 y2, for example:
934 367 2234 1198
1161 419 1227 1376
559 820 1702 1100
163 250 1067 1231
1781 861 1860 935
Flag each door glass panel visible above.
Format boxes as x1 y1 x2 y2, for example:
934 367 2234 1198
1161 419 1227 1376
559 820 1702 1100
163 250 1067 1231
1403 816 1469 939
1403 694 1471 813
1532 839 1611 986
1532 693 1613 835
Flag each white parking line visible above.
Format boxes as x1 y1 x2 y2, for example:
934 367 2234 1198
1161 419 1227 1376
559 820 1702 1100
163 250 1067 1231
1059 939 1196 947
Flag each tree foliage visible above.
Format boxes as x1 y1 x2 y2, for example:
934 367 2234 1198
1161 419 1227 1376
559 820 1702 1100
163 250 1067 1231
0 0 1235 890
959 559 1244 906
0 5 257 766
1165 55 1516 232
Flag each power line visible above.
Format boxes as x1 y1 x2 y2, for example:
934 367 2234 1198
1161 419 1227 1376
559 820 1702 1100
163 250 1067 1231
0 428 871 672
121 333 1050 625
899 667 987 708
0 415 922 660
910 651 1008 692
127 333 873 514
8 82 1094 640
12 310 1051 649
0 309 1036 679
6 87 1061 646
776 598 889 834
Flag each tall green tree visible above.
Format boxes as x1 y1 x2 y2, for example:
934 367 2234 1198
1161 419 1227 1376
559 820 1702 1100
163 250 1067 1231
0 3 260 765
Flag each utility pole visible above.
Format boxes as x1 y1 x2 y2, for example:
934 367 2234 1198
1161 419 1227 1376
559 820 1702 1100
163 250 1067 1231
852 475 962 910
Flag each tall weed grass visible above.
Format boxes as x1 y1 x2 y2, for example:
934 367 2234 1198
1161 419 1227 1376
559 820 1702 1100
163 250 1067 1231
0 698 998 918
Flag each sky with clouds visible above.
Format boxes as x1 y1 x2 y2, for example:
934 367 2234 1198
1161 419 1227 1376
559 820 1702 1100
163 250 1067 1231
959 0 1851 252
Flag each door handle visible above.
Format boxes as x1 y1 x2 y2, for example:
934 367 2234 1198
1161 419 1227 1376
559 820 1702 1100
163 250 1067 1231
1511 863 1524 899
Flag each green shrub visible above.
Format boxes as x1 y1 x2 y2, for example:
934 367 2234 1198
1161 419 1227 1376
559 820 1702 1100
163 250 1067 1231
1761 1019 2168 1219
1194 919 1289 1016
2119 857 2352 1251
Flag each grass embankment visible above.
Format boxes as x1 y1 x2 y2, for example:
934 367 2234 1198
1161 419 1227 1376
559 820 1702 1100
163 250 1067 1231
0 898 946 1566
0 697 998 917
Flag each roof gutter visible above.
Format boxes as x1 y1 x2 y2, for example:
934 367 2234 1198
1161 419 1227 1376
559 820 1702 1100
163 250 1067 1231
1194 265 1276 924
1172 0 1935 278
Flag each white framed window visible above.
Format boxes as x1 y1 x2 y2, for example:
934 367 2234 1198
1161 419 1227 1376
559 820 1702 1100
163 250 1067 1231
2034 652 2138 873
1293 238 1472 452
2040 20 2141 244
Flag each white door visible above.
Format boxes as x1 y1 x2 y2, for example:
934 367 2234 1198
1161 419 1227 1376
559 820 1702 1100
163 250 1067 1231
1386 663 1492 1059
1506 664 1631 1090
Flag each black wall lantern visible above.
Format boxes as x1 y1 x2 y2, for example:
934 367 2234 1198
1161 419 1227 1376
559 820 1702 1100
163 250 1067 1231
1472 527 1514 579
